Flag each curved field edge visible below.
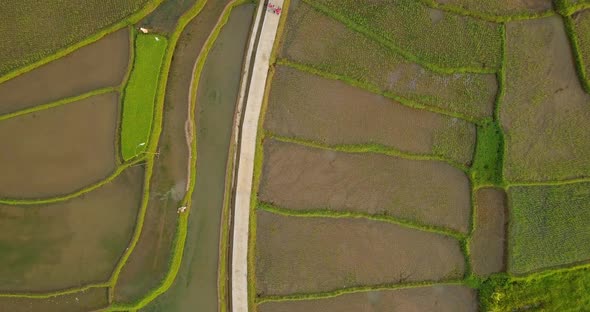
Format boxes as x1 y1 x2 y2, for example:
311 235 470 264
418 0 556 23
563 14 590 94
0 0 165 85
105 0 252 310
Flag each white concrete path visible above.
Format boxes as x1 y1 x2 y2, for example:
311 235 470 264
231 1 284 312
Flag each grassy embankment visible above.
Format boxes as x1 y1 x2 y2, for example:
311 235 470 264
0 0 164 84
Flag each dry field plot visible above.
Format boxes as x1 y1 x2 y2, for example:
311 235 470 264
432 0 552 16
470 188 506 276
501 16 590 182
508 182 590 274
0 287 108 312
259 139 471 233
258 285 477 312
0 92 118 199
0 166 143 292
280 1 497 119
265 66 476 165
0 28 130 115
255 210 465 296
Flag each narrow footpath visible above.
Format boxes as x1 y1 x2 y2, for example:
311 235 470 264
230 1 284 311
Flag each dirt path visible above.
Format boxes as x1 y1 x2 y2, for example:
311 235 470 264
231 1 284 311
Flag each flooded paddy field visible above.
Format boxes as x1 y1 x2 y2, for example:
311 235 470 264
259 139 471 233
139 0 196 35
0 165 143 292
470 187 506 276
501 16 590 182
265 65 476 165
255 210 465 296
0 287 108 312
0 28 130 115
142 3 254 312
280 1 497 119
257 285 477 312
0 92 118 199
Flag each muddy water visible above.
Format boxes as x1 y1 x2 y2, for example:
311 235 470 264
0 92 118 199
143 4 254 311
0 28 129 115
139 0 196 35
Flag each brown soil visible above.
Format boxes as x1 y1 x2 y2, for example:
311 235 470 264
435 0 552 15
280 1 497 119
0 28 129 115
0 165 143 292
0 287 108 312
265 66 476 165
0 92 118 199
501 16 590 182
255 210 465 296
259 139 471 233
470 187 507 276
257 285 477 312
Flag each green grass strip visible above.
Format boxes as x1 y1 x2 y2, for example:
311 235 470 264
0 87 117 122
0 283 109 299
555 0 590 16
563 14 590 94
256 280 464 303
302 0 496 75
506 176 590 187
258 202 465 240
266 131 470 173
120 33 168 161
0 157 144 205
470 120 504 186
277 59 482 125
418 0 555 23
0 0 165 85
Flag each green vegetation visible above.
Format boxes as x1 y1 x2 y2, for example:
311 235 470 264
480 267 590 311
507 182 590 274
0 0 162 80
419 0 554 22
281 2 497 120
568 9 590 93
310 0 502 71
555 0 590 16
470 120 504 186
120 33 168 160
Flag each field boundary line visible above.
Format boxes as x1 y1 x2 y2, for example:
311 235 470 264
255 280 464 304
556 1 590 16
106 0 251 310
115 26 138 165
302 0 497 74
0 0 165 85
266 131 470 172
258 202 466 240
506 176 590 187
418 0 555 23
0 157 144 205
0 283 109 299
276 59 483 125
0 87 117 122
563 14 590 94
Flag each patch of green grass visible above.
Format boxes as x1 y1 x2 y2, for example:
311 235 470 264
0 0 160 78
120 33 168 161
507 182 590 274
569 9 590 93
281 2 497 119
555 0 590 15
470 120 503 186
310 0 502 71
479 268 590 311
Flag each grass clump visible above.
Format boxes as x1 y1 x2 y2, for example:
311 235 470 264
480 269 590 311
470 120 503 186
507 183 590 274
281 1 497 119
310 0 502 71
0 0 157 78
120 33 168 161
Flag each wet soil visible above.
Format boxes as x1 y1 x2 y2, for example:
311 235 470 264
257 285 477 312
0 28 129 115
265 65 476 165
0 92 118 199
0 287 108 312
256 210 465 295
0 165 143 292
470 187 507 276
259 139 471 233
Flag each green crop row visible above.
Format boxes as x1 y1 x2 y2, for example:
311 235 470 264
418 0 555 23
